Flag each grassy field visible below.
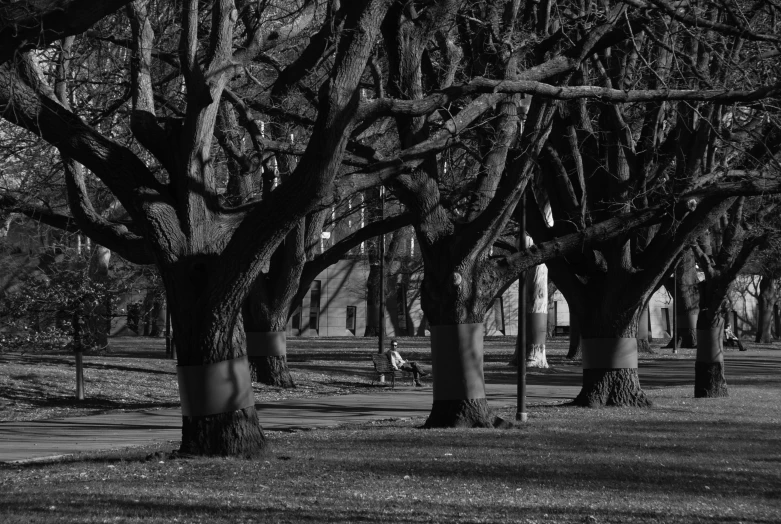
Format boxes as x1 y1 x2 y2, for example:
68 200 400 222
1 336 780 523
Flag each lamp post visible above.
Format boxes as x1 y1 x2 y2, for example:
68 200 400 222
516 191 527 423
672 259 679 354
378 186 386 355
73 310 84 400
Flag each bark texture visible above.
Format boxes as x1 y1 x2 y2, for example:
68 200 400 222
573 369 652 408
526 261 549 368
637 306 653 354
694 361 728 398
755 277 777 343
85 245 111 351
0 0 133 65
364 187 383 337
250 355 294 388
424 399 494 428
665 250 700 348
527 343 549 368
567 313 581 359
180 406 265 458
691 197 765 398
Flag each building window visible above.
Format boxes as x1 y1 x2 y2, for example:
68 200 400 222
346 306 356 334
309 280 321 333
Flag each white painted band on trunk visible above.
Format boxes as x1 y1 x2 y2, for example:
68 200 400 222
177 356 255 417
527 313 547 346
430 323 486 401
581 338 638 369
246 331 287 357
696 328 723 363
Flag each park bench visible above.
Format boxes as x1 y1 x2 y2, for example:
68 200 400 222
371 353 413 388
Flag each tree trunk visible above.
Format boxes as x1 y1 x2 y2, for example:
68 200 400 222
694 271 734 398
424 322 493 428
142 289 155 336
251 355 294 387
364 188 383 337
574 367 651 407
665 250 700 348
246 331 295 388
243 281 296 389
694 360 728 398
567 313 581 360
755 276 776 343
413 251 497 428
164 268 266 458
573 306 651 408
180 405 265 458
636 306 653 354
695 310 728 398
526 262 548 368
85 245 111 351
149 297 165 337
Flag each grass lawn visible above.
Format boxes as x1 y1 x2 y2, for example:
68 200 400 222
1 337 780 523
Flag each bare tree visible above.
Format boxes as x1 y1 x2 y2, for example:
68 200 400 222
2 0 780 439
0 0 133 65
376 1 781 423
693 198 774 396
0 0 395 456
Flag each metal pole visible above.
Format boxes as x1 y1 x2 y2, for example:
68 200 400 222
105 292 112 352
516 191 528 423
73 311 84 400
378 186 386 355
165 303 172 358
75 351 84 400
672 261 678 354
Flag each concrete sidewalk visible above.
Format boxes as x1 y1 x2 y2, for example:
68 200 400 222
0 384 579 462
0 383 579 464
4 348 779 464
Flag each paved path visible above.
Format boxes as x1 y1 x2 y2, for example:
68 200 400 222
1 348 778 464
0 383 578 464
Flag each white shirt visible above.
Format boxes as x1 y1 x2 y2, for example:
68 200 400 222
388 350 406 370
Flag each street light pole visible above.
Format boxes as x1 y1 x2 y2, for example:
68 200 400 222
516 191 527 423
672 259 679 354
165 303 172 359
378 186 386 355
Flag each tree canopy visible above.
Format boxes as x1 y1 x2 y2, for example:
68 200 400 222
1 0 780 452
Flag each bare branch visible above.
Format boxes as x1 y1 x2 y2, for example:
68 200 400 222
0 0 133 65
363 79 781 120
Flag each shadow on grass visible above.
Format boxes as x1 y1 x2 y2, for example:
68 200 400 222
0 482 775 524
0 392 179 412
0 354 175 376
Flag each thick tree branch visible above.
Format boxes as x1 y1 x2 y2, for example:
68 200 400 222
301 212 414 286
0 194 77 232
127 0 176 176
622 0 781 44
0 0 133 65
362 79 781 120
497 204 668 286
62 159 154 264
210 0 393 316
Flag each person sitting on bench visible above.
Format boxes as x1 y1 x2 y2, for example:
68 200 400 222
388 340 428 387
